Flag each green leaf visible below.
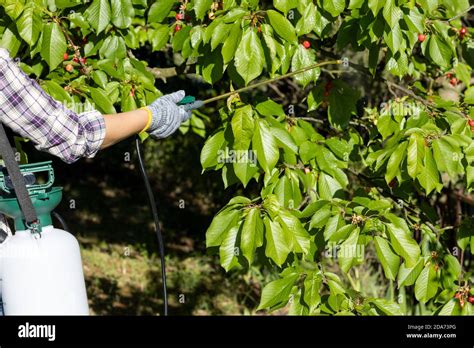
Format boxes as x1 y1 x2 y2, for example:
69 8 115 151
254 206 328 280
16 4 42 46
84 0 111 34
432 137 464 178
384 24 403 54
386 218 420 268
206 208 240 247
385 141 408 184
252 119 279 174
231 105 254 150
271 128 298 153
234 29 265 85
323 0 345 17
222 21 242 64
417 148 442 194
303 271 322 312
219 222 241 271
277 210 311 254
147 0 175 22
368 0 384 16
415 264 438 303
257 273 298 310
454 63 472 87
233 160 259 187
274 0 298 14
92 70 108 89
148 25 170 52
90 87 116 114
194 0 213 20
266 10 297 43
309 206 332 229
418 0 439 13
99 35 127 59
370 298 404 315
404 8 425 34
111 0 134 28
241 208 264 264
328 80 359 128
200 130 226 169
318 172 343 200
439 299 461 315
2 0 24 19
0 25 21 57
428 35 452 68
338 227 361 273
264 216 291 266
41 80 72 103
374 236 400 280
198 46 224 84
382 0 402 27
40 22 67 71
211 22 232 51
120 85 137 112
256 99 286 117
291 45 320 87
407 133 425 179
465 87 474 104
397 258 424 287
296 2 317 36
275 176 293 206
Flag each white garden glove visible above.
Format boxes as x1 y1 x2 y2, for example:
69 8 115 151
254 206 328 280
143 90 203 139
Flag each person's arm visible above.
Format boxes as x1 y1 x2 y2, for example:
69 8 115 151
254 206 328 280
100 109 148 149
100 90 203 149
0 48 200 163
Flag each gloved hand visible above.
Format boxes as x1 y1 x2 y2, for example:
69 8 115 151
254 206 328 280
143 90 204 139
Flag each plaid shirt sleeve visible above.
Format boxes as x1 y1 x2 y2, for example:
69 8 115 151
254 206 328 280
0 48 106 164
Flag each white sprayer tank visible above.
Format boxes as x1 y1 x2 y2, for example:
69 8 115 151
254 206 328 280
1 225 89 315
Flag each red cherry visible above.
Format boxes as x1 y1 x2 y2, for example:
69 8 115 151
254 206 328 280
468 296 474 304
302 40 311 49
175 13 184 20
325 80 333 91
72 57 79 63
460 27 467 35
468 119 474 127
65 64 74 72
175 25 182 32
446 72 453 79
450 77 458 86
418 33 426 42
80 57 87 64
63 53 69 60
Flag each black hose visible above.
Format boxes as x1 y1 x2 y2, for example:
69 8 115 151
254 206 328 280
135 137 168 316
52 211 69 231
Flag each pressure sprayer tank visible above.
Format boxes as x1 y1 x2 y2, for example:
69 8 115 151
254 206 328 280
0 161 89 315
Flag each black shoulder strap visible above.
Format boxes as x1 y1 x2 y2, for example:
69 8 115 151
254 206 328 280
0 121 38 228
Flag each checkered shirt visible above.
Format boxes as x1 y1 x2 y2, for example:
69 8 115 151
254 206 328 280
0 48 106 164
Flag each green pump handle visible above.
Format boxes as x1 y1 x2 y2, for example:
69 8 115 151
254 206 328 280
178 96 196 106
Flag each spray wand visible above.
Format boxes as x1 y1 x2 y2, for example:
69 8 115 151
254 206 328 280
138 58 342 316
178 59 342 106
